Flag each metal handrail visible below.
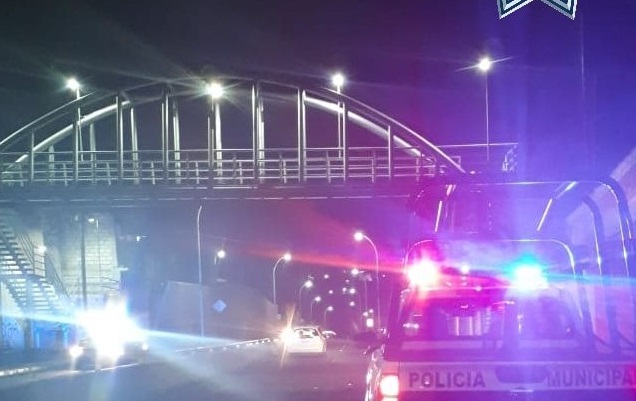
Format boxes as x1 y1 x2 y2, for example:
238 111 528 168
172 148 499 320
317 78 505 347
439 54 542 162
15 230 69 301
0 145 481 188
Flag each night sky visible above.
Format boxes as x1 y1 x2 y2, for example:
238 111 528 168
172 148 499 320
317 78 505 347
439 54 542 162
2 0 636 324
2 0 636 172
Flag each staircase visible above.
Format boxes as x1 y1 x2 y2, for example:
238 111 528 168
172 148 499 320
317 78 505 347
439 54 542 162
0 210 70 319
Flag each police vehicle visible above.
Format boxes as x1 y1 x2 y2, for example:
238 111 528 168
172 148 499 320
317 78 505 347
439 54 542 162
363 178 636 401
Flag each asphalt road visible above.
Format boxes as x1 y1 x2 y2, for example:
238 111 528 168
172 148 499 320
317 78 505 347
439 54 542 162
0 339 369 401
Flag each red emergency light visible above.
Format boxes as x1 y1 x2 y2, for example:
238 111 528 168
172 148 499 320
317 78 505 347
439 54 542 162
406 258 441 288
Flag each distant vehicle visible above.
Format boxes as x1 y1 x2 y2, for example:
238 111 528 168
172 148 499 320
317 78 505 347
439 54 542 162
322 330 337 339
281 326 327 355
69 336 148 370
68 304 149 370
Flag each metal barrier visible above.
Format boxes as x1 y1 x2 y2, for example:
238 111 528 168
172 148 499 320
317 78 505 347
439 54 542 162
0 147 448 188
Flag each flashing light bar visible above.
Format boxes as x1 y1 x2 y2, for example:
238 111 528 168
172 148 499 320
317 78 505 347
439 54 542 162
510 263 548 291
406 258 440 288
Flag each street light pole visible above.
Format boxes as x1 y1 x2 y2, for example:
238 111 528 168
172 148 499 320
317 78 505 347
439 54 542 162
323 306 334 327
196 203 205 338
331 73 345 151
272 252 292 305
476 57 493 164
485 73 490 163
354 231 381 328
206 82 224 182
214 249 226 282
298 280 313 320
310 296 321 323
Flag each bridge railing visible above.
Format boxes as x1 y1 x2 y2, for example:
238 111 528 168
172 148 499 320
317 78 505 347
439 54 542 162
0 146 451 187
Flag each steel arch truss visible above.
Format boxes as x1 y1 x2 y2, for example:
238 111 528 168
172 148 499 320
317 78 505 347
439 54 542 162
0 77 479 199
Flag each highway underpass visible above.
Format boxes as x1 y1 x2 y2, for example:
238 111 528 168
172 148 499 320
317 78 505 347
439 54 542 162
0 339 368 401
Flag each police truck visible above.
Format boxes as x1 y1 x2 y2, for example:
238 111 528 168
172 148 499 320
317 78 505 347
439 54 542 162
363 177 636 401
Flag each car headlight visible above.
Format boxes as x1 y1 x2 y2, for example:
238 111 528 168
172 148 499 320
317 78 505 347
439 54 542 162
280 328 295 343
69 345 84 358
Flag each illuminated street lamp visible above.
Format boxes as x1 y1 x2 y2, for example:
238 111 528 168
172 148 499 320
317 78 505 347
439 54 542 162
477 57 493 73
351 267 360 276
310 296 322 322
331 72 346 153
323 305 334 326
206 82 224 99
66 76 85 164
354 230 381 327
214 248 228 282
331 73 345 94
66 77 81 99
476 56 493 163
349 301 356 308
272 252 292 305
206 81 225 174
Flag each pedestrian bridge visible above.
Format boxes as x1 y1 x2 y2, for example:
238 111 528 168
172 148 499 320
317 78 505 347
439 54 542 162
0 77 516 202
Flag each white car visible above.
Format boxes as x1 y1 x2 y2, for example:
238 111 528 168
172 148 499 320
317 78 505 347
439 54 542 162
281 326 327 355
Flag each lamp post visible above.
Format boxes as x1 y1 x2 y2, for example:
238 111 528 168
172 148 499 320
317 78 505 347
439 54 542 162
476 57 493 163
196 204 205 338
214 249 226 282
298 279 313 319
310 296 322 323
323 305 334 327
206 82 224 178
331 73 346 152
272 252 292 305
66 78 83 161
354 231 381 327
66 77 81 100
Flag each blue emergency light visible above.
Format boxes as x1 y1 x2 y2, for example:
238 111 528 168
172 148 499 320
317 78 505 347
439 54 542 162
510 262 548 291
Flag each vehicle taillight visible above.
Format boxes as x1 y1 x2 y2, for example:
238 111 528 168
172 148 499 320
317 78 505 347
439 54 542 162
379 374 399 400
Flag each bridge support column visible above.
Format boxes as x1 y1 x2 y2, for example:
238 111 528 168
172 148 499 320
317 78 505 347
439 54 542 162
29 131 35 183
130 108 139 183
89 124 96 159
73 109 81 183
251 83 263 182
116 95 124 182
161 92 170 183
172 101 182 184
207 100 219 188
213 100 222 178
257 88 265 179
388 126 394 180
297 89 306 183
342 103 348 182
